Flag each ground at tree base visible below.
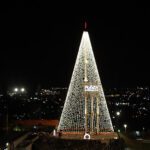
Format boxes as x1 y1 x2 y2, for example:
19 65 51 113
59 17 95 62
55 131 118 142
32 132 124 150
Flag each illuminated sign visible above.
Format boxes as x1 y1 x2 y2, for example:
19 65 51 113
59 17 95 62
84 85 98 91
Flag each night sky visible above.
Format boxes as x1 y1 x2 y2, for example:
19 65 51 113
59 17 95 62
0 1 150 90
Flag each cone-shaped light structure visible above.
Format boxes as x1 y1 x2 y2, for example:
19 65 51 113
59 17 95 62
58 31 114 133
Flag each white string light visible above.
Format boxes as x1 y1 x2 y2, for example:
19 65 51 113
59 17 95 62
58 31 114 133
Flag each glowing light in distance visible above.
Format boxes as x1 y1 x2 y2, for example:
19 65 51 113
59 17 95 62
21 88 25 92
116 111 120 116
14 88 18 92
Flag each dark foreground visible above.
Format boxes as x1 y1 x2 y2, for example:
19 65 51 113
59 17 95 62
32 135 125 150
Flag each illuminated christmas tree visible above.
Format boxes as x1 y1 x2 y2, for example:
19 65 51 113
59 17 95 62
58 31 114 133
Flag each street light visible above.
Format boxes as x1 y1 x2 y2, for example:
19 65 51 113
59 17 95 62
116 111 120 131
116 111 120 116
14 88 18 92
124 124 127 133
21 88 25 92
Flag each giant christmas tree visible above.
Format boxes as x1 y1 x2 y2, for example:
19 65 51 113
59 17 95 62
58 31 114 134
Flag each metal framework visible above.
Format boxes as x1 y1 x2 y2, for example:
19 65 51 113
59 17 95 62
58 31 114 133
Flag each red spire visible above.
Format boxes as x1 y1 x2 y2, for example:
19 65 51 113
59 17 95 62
84 21 87 30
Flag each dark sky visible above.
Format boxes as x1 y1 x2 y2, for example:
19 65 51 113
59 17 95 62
0 1 150 89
